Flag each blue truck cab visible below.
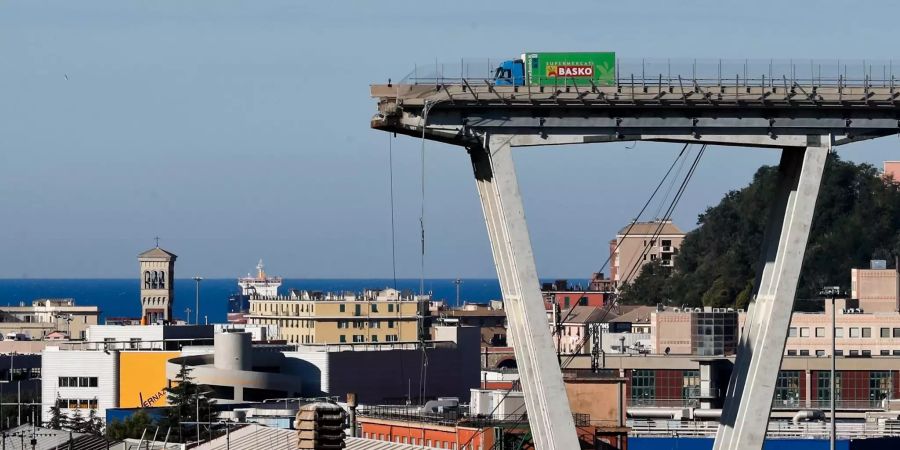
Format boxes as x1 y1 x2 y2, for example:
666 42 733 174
493 58 525 86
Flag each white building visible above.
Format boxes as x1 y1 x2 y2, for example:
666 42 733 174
41 347 119 423
84 324 214 350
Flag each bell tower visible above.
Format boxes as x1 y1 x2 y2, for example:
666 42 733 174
138 242 177 324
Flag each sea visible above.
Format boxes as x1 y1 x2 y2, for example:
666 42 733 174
0 278 522 324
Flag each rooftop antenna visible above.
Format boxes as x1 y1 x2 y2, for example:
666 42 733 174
154 236 160 248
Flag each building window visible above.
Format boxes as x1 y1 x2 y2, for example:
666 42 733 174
835 328 844 338
388 320 395 329
894 328 900 338
799 350 810 356
816 350 826 357
880 350 890 356
815 327 825 338
850 328 860 338
339 335 346 343
774 371 801 407
787 350 797 356
871 371 893 406
881 328 891 338
372 304 379 313
835 349 843 356
339 304 345 313
862 328 872 338
800 328 810 337
631 369 655 405
682 370 700 400
354 304 361 316
849 350 859 356
386 335 398 342
816 371 841 403
788 328 797 337
371 336 378 343
862 350 871 357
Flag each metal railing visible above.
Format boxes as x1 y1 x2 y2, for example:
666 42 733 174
772 399 894 411
628 419 900 439
628 398 700 408
358 406 591 428
398 57 900 88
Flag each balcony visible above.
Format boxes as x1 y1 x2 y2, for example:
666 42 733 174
661 246 674 253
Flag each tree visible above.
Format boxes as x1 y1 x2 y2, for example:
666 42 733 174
106 410 154 441
68 407 85 433
85 407 104 435
624 155 900 308
47 395 67 430
163 363 218 443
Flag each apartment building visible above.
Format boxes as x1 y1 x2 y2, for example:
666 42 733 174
247 288 426 344
0 298 99 340
609 220 685 285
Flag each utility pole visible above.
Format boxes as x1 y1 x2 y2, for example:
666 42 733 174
192 276 203 325
452 278 462 306
185 308 192 325
819 286 842 450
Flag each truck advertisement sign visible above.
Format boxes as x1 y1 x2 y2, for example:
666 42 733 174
525 52 616 87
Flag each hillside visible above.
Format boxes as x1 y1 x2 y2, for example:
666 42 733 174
620 155 900 308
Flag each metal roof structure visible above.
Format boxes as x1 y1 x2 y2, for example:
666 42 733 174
195 424 441 450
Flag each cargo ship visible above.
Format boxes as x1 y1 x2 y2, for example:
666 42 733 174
227 260 282 324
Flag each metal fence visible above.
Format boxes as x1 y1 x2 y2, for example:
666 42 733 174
400 57 900 88
357 405 590 428
629 419 900 439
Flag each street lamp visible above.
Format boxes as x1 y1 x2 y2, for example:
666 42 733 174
818 285 844 450
192 276 204 325
452 278 462 306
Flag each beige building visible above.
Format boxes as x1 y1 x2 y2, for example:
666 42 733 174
609 220 685 286
651 307 740 356
138 246 176 324
247 288 426 344
0 298 99 340
851 267 899 313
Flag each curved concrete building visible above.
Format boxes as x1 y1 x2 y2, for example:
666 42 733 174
167 332 302 403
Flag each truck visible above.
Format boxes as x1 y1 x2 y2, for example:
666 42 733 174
493 52 616 87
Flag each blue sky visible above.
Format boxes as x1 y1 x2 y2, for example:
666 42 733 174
1 0 899 279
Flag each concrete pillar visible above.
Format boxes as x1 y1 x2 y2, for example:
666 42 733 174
714 137 830 450
214 332 252 371
468 135 580 450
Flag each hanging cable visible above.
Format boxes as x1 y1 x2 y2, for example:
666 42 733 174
419 101 431 297
552 143 691 332
561 144 707 369
388 133 398 290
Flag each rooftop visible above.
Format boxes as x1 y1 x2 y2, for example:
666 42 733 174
616 220 684 236
559 306 619 324
138 246 177 260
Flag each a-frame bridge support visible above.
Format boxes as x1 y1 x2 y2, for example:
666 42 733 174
466 133 830 450
468 134 581 450
715 137 830 450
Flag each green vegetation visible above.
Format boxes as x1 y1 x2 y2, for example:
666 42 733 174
106 410 154 441
620 154 900 308
163 363 218 443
